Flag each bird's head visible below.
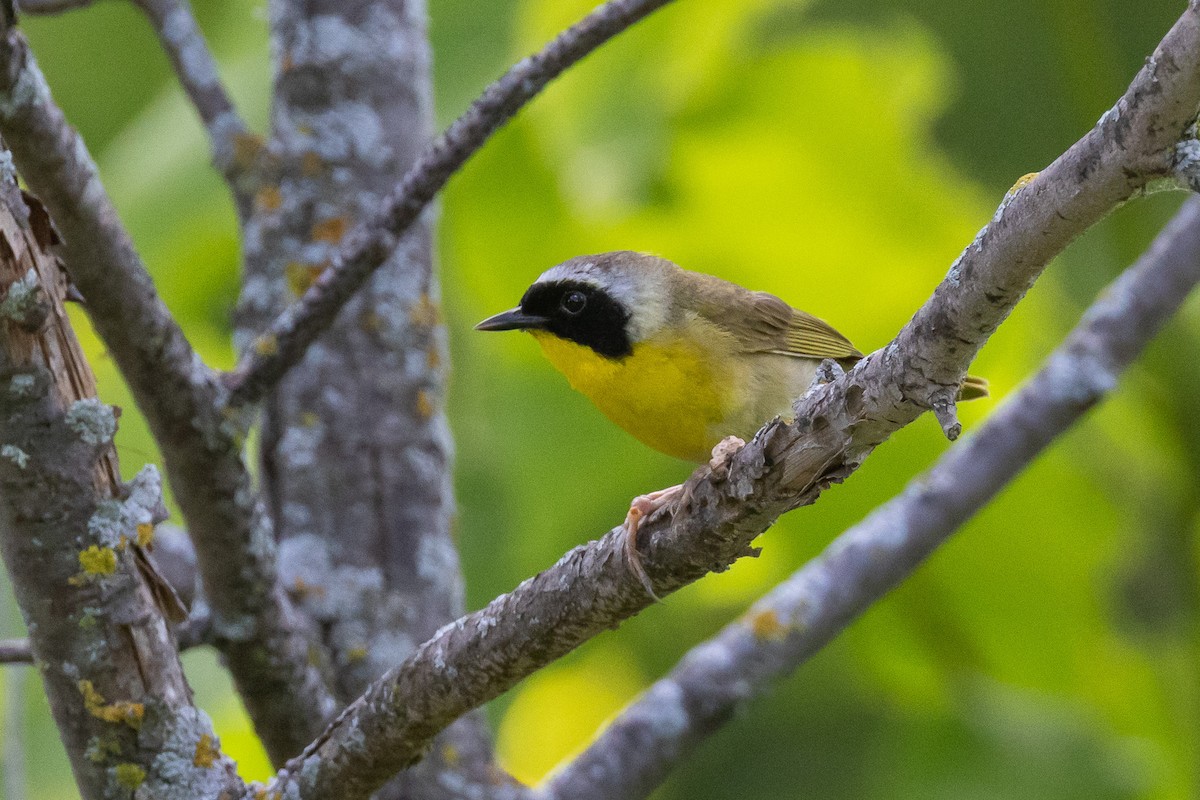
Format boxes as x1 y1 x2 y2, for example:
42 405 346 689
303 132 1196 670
476 251 675 359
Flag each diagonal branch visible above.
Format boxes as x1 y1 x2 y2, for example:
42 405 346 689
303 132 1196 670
537 197 1200 800
262 7 1200 799
0 18 340 760
223 0 676 406
130 0 253 193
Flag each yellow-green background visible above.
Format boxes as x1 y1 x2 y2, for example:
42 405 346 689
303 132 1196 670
3 0 1199 797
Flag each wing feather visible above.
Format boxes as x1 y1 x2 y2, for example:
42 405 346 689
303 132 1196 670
688 273 862 360
777 309 862 360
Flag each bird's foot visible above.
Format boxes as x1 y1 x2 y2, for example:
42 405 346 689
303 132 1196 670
622 484 685 601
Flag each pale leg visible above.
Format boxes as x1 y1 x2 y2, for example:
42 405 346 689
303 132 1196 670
621 435 745 600
622 484 684 601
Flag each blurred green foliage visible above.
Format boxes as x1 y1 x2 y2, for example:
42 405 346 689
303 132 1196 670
1 0 1198 797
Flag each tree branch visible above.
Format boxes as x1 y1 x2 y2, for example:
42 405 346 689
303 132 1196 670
0 524 216 663
223 0 676 406
0 636 30 663
12 0 93 14
130 0 253 191
0 616 216 666
261 8 1200 798
3 653 25 800
0 179 243 799
243 0 501 787
537 196 1200 800
0 19 341 761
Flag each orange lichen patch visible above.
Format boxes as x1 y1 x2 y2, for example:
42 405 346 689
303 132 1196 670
116 535 129 551
194 733 221 768
358 309 383 333
114 763 146 788
78 680 144 730
409 293 441 327
346 646 368 663
426 345 441 370
1006 171 1040 198
291 576 326 599
285 261 326 297
311 216 349 244
307 643 325 668
747 609 789 641
441 743 460 768
416 389 435 419
79 545 117 576
301 151 324 176
254 787 282 800
136 523 155 548
255 186 283 213
232 132 266 170
254 335 279 357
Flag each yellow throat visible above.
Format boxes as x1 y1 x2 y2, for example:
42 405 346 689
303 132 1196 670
530 330 728 462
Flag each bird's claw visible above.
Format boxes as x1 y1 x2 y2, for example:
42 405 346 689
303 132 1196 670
622 485 684 602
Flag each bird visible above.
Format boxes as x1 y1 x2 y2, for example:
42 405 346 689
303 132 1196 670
477 251 987 596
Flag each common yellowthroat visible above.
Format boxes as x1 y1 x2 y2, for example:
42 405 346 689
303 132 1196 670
477 251 987 593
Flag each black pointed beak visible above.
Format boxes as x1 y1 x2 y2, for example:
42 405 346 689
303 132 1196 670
474 308 549 332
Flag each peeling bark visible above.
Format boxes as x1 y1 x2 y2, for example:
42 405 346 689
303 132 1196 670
0 179 242 799
0 19 340 764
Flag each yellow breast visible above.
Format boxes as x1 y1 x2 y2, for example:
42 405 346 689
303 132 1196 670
530 330 730 462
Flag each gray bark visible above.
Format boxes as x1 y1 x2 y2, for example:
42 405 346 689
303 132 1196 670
235 0 498 791
0 16 341 765
0 175 241 799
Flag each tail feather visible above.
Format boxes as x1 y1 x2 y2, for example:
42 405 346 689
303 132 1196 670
957 374 990 401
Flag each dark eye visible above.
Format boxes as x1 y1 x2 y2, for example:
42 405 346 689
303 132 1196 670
560 290 587 315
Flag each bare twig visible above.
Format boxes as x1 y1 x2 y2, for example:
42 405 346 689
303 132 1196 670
224 0 676 406
538 197 1200 800
0 617 214 667
2 669 24 800
0 523 216 660
0 20 340 760
2 580 25 800
0 636 30 663
262 8 1200 798
13 0 93 14
131 0 252 189
3 667 25 800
